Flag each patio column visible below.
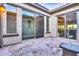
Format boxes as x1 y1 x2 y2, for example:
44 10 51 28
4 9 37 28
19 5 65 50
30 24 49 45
44 16 47 37
0 5 6 47
1 7 7 35
76 11 79 41
49 15 58 38
16 7 22 41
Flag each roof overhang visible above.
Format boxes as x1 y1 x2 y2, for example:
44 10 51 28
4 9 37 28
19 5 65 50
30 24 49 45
26 3 76 14
25 3 50 14
5 3 78 15
50 3 78 14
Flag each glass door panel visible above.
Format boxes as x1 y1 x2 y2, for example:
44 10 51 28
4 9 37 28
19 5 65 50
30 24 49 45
22 10 35 39
35 13 44 38
66 13 77 39
58 17 65 37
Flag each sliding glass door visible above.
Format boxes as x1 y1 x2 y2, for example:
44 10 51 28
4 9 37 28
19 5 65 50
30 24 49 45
57 12 77 40
58 16 65 37
66 12 77 39
35 13 44 38
22 10 35 39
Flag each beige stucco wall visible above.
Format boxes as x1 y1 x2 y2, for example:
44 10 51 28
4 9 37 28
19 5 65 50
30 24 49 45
50 4 79 41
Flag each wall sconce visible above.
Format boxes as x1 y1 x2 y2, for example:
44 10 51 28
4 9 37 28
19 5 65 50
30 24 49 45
0 6 5 12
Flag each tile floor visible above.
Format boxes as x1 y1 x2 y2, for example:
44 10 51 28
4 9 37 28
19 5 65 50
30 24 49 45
0 37 79 56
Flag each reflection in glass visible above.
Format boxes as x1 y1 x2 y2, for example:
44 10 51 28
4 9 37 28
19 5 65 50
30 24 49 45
66 12 77 39
22 9 35 39
57 12 77 40
35 13 44 38
5 4 16 33
58 16 65 37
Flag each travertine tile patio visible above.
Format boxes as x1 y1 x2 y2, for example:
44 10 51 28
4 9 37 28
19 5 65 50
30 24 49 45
0 37 79 56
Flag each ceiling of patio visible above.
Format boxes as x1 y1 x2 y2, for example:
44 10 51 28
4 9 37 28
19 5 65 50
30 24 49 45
38 3 67 10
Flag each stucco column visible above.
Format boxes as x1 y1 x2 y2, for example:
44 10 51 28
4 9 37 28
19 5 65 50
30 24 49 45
0 12 4 47
16 7 22 41
2 9 7 35
0 6 7 47
49 15 57 38
44 16 47 37
76 11 79 41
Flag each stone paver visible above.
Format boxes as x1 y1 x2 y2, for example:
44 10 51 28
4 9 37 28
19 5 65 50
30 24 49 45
0 37 79 56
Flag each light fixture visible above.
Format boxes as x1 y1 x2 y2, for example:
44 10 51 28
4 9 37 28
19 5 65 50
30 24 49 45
0 6 5 12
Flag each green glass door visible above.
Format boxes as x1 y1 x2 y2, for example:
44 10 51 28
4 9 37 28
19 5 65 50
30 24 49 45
22 10 35 39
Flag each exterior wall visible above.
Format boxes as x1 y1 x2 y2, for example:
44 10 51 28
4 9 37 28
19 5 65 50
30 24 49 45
50 4 79 40
2 7 22 45
3 36 21 45
2 4 50 46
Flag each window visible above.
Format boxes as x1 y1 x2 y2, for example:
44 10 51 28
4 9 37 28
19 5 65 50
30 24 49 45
5 4 17 33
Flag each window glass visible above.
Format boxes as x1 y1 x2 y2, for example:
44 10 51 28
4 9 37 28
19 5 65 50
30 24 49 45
66 12 77 39
22 9 35 39
5 4 16 33
35 13 44 38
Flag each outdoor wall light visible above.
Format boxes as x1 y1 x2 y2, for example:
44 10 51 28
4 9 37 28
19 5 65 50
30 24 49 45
0 6 5 12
